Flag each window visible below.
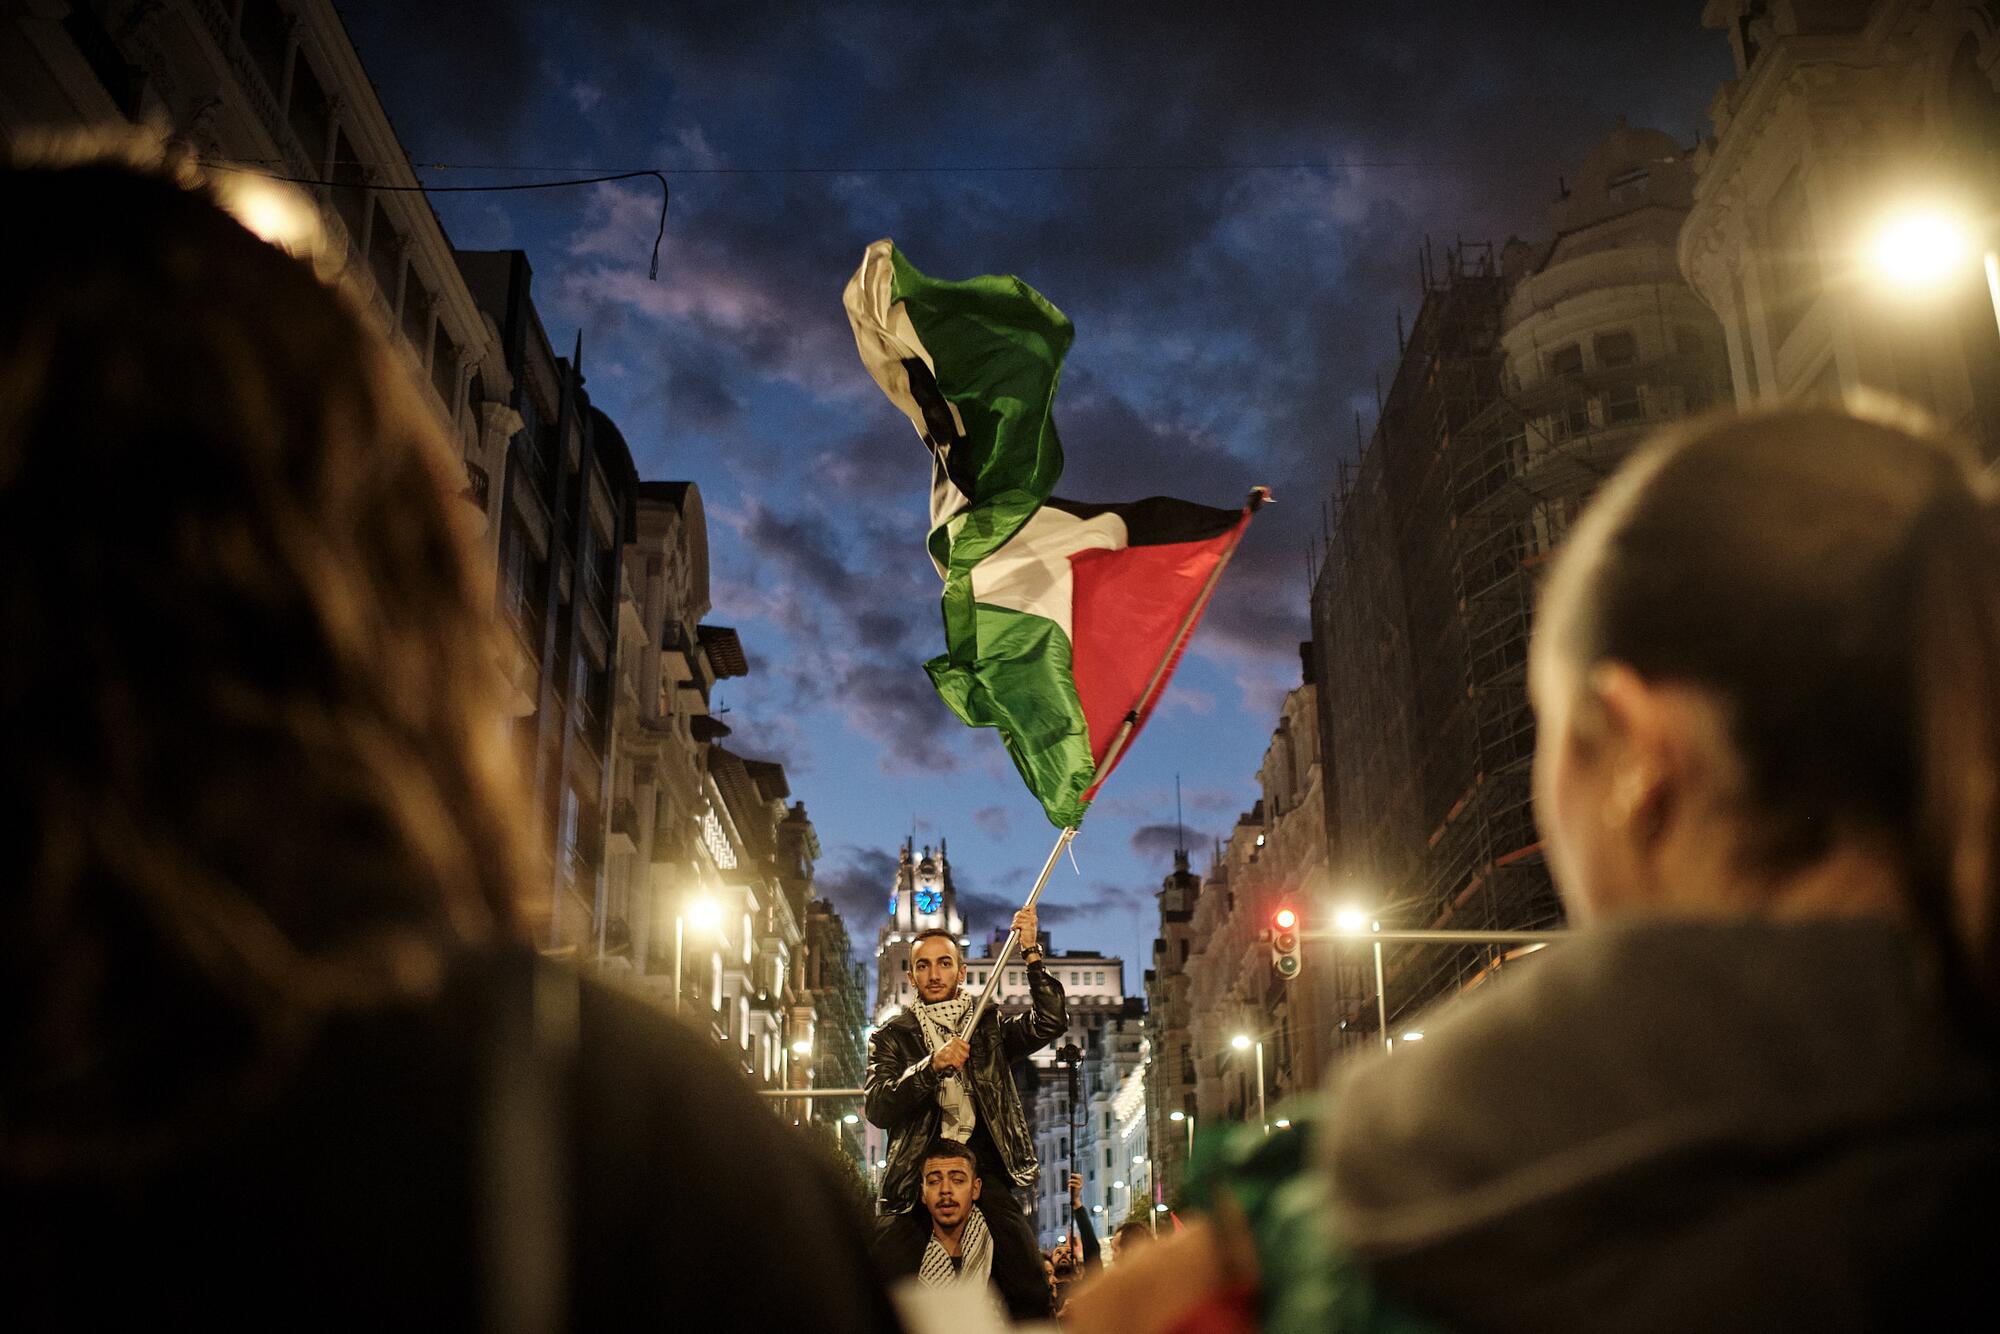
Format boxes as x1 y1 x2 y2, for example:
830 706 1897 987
711 952 723 1011
287 54 331 166
557 787 580 881
739 997 750 1050
401 265 434 354
742 912 753 966
366 202 401 310
1593 329 1637 369
330 131 367 247
1546 343 1583 378
237 0 290 99
431 323 459 412
1606 165 1650 202
1605 381 1645 425
1763 167 1820 347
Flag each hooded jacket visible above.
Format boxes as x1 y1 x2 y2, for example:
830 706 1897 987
865 959 1067 1214
1314 917 2000 1333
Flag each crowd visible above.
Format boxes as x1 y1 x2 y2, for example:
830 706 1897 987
4 141 1996 1333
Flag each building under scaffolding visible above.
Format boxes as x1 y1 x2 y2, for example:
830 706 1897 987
1310 125 1731 1042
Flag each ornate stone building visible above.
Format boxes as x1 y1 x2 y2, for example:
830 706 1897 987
1680 1 2000 447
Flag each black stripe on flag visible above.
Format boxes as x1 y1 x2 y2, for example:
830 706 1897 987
1045 494 1242 546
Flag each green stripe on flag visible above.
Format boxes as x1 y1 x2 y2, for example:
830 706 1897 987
886 249 1071 680
925 601 1094 828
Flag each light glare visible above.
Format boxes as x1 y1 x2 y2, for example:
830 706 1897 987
1870 209 1974 291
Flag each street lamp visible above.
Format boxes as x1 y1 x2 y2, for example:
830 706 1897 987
1231 1033 1267 1134
791 1038 812 1055
843 1113 860 1125
674 892 723 1014
1864 203 2000 338
1168 1108 1194 1158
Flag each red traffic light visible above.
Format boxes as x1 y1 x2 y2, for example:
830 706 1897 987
1270 905 1303 979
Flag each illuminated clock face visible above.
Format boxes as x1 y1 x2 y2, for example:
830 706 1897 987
914 886 943 915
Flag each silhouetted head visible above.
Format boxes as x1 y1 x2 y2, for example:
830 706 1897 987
0 139 533 1173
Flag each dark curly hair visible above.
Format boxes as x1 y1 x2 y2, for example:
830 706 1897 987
0 139 535 1174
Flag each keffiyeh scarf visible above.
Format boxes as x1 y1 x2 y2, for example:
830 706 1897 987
917 1205 993 1290
912 994 977 1142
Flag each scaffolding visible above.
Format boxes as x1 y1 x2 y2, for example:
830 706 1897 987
1311 243 1731 1040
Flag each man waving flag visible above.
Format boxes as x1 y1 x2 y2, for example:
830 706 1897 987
843 239 1265 830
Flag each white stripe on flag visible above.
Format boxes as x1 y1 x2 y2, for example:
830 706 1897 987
966 505 1129 634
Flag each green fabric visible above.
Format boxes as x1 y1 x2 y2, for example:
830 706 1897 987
887 248 1091 827
1192 1100 1449 1334
923 601 1095 828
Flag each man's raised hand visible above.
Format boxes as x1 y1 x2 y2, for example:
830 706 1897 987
932 1036 971 1072
1012 905 1038 941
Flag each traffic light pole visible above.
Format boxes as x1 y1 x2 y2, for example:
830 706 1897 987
1299 925 1570 1054
1300 928 1569 944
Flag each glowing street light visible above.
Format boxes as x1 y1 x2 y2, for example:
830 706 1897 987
791 1038 812 1055
1401 1030 1426 1044
1864 203 2000 339
1333 906 1370 934
1168 1110 1185 1121
843 1113 860 1125
1231 1033 1268 1134
688 895 724 932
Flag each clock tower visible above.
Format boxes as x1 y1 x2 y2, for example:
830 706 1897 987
874 837 968 1021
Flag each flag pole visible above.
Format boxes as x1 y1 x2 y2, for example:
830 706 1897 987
957 824 1076 1038
956 487 1268 1039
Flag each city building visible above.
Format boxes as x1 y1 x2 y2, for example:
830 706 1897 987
1681 1 2000 449
805 898 871 1170
456 250 643 953
985 941 1140 1247
1307 125 1728 1047
1144 844 1201 1206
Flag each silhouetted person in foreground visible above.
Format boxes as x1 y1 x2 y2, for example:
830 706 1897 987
0 141 901 1333
1072 404 2000 1334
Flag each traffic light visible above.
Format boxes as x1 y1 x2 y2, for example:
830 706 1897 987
1270 906 1303 979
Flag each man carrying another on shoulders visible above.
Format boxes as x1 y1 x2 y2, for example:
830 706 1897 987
866 908 1067 1321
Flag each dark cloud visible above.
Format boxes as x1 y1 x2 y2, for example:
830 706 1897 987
972 805 1010 841
1130 823 1204 863
667 362 743 431
1039 881 1153 929
814 844 898 931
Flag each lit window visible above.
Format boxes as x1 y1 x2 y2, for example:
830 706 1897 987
711 952 723 1011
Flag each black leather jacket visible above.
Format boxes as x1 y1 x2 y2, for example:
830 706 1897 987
864 962 1068 1214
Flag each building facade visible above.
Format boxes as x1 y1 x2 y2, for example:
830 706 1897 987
1144 846 1201 1206
805 898 870 1170
1681 0 2000 449
1306 125 1729 1050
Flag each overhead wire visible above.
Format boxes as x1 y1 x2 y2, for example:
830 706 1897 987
201 162 671 278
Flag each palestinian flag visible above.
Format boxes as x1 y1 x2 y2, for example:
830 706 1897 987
844 240 1265 828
